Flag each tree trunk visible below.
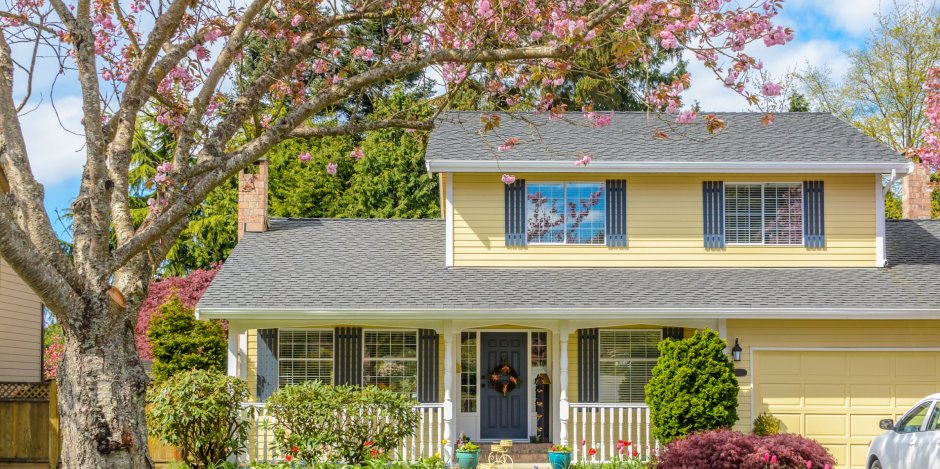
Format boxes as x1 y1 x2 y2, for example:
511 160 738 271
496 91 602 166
57 294 152 469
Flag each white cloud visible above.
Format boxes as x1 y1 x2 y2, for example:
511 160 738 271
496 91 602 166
19 95 87 187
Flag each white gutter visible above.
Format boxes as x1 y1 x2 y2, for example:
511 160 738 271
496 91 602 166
196 306 940 321
426 160 913 175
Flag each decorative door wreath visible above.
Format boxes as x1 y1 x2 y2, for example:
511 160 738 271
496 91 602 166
489 361 519 397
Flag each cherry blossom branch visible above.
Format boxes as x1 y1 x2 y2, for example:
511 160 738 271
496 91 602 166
289 119 434 138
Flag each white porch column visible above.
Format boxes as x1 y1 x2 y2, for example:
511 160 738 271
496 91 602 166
443 321 456 462
559 325 570 447
227 322 243 377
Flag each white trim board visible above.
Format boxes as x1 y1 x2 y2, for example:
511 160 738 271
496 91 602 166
426 160 914 175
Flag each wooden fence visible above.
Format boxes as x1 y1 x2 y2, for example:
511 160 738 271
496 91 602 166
0 381 179 468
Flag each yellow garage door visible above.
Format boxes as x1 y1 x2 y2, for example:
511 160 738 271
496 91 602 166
754 350 940 469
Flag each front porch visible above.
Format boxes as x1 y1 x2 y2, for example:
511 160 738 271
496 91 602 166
224 318 725 463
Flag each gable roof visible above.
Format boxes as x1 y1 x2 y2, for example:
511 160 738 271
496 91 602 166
196 218 940 318
424 112 910 174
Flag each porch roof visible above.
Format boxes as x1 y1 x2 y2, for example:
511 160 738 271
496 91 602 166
196 219 940 318
424 112 909 173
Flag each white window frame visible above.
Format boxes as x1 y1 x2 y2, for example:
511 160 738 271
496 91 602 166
724 182 804 246
597 329 662 404
459 331 479 414
525 181 607 245
277 328 334 387
361 329 419 395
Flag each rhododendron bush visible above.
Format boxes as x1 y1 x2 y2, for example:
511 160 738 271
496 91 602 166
0 0 791 465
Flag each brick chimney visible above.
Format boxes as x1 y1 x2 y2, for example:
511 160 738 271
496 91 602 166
238 159 269 240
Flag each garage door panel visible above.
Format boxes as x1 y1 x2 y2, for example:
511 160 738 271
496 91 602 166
761 383 802 406
848 384 892 407
805 384 847 407
775 413 803 434
848 354 890 376
755 350 940 469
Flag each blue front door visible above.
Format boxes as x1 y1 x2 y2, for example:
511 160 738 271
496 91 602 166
480 332 527 440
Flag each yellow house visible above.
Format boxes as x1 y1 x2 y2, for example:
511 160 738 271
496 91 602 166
196 112 940 469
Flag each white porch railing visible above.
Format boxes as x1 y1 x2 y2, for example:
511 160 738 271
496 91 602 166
240 402 446 464
569 403 658 462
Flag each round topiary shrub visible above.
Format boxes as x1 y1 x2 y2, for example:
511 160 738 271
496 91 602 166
753 412 782 436
656 429 836 469
266 381 420 464
147 369 252 469
644 328 739 444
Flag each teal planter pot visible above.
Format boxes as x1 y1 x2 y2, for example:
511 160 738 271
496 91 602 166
456 450 480 469
548 451 572 469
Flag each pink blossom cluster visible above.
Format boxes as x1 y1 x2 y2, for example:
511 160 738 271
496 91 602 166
350 147 365 160
574 154 592 166
918 67 940 168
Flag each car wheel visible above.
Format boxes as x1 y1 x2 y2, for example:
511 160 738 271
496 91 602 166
870 458 883 469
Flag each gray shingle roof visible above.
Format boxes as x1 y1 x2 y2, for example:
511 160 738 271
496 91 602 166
196 218 940 314
424 112 905 164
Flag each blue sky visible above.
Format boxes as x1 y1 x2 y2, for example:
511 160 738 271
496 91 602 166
29 0 904 237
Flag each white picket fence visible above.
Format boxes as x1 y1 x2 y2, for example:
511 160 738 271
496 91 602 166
241 402 445 463
569 403 659 462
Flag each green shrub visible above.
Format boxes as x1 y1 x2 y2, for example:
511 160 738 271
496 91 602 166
148 370 253 469
147 295 227 382
644 329 739 444
266 381 420 464
752 413 782 436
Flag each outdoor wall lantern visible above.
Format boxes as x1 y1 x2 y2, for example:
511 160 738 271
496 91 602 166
731 338 743 362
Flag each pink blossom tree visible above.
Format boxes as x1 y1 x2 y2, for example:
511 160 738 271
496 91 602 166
0 0 791 465
919 67 940 168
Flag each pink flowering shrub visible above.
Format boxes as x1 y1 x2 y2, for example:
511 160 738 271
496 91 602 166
136 265 221 359
43 330 64 380
656 430 835 469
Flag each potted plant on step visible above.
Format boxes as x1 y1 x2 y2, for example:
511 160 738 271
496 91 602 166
548 444 572 469
455 433 480 469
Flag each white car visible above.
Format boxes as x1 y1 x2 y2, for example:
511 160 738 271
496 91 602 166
867 393 940 469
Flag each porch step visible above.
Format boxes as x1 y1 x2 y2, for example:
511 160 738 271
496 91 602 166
477 443 552 463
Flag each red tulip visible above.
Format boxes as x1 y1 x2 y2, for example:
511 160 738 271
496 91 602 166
588 448 597 456
285 454 292 461
632 450 638 458
292 446 298 454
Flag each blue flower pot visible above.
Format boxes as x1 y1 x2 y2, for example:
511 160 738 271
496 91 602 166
456 450 480 469
548 451 572 469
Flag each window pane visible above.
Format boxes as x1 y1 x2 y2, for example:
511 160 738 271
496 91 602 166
531 332 548 367
898 402 932 433
565 183 606 245
363 331 418 396
278 329 334 387
598 330 661 403
762 183 803 245
598 359 657 403
926 404 940 431
527 183 565 243
461 332 478 412
725 184 762 244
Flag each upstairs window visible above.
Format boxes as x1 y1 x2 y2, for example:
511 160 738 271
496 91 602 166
725 183 803 245
526 182 606 244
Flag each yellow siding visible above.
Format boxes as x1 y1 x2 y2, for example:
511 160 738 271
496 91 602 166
0 259 43 382
451 172 877 267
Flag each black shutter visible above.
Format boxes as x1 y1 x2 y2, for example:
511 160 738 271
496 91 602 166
577 328 599 403
703 181 725 249
662 327 684 340
504 179 527 247
334 327 363 386
417 329 440 402
606 179 627 247
803 181 826 248
257 329 279 401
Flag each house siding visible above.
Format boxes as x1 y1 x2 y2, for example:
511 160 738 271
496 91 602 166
452 172 877 267
0 259 42 382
